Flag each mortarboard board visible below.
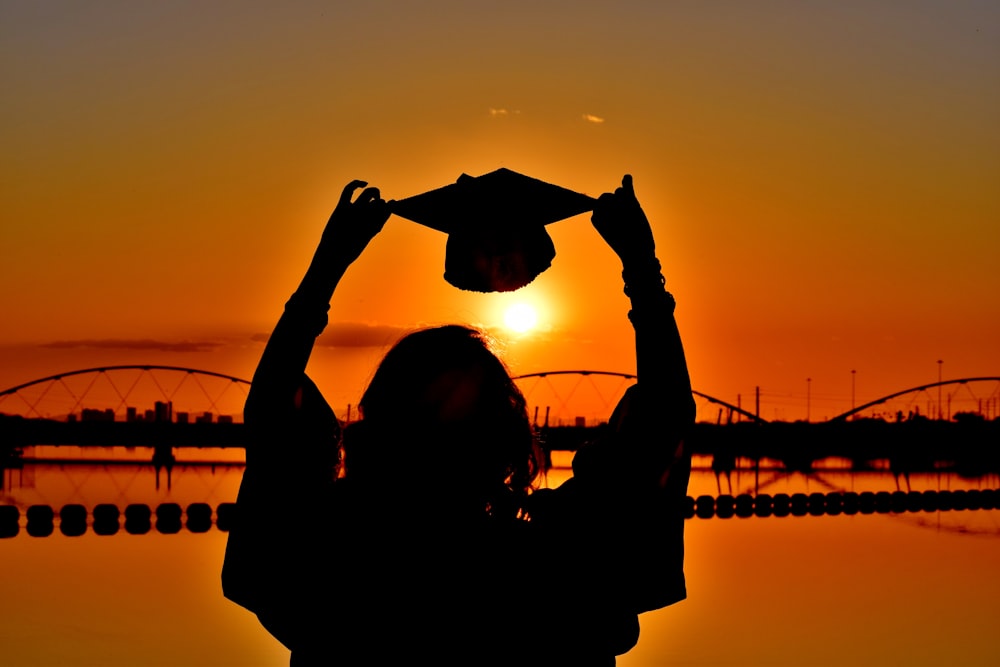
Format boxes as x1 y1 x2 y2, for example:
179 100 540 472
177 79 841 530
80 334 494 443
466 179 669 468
390 168 596 292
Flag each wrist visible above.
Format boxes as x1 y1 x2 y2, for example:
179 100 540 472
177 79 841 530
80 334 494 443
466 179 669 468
284 291 331 338
622 257 665 297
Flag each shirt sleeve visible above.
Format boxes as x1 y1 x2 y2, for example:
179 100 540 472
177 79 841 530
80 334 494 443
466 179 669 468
221 296 342 649
540 270 694 620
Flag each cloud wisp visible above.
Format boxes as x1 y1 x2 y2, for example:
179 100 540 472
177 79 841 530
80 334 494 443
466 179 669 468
39 339 223 353
253 323 413 349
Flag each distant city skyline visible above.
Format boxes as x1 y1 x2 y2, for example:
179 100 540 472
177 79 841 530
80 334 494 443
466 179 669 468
2 364 998 425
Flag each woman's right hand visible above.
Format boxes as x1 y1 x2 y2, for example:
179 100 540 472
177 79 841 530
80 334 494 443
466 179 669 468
320 180 392 266
590 174 657 269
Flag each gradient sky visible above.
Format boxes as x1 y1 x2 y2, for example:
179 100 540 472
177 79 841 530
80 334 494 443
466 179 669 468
2 1 998 421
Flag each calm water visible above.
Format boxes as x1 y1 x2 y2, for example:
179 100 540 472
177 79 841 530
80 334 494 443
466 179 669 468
2 448 999 666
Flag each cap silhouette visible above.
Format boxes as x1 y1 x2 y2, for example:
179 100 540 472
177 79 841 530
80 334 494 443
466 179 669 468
391 168 596 292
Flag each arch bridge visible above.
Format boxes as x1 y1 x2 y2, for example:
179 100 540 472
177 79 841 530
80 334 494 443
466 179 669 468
4 367 997 427
0 365 763 425
831 377 1000 422
0 365 251 422
510 370 763 424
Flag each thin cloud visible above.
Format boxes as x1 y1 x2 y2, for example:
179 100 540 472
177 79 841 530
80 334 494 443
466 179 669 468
582 113 605 124
256 322 565 350
252 323 410 349
40 339 222 353
315 323 413 348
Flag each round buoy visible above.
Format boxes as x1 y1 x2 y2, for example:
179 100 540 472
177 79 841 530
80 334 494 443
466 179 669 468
790 493 808 517
772 493 791 517
950 489 968 511
125 504 152 535
906 491 923 513
754 494 774 518
874 491 892 513
694 495 714 519
0 505 19 538
716 495 735 519
965 489 982 510
842 492 859 515
734 494 754 518
59 504 88 537
937 490 953 512
858 491 876 514
890 491 907 514
216 503 238 531
807 492 826 516
93 504 120 536
980 489 996 510
824 492 843 516
920 490 938 513
26 504 54 537
156 503 182 535
186 503 213 533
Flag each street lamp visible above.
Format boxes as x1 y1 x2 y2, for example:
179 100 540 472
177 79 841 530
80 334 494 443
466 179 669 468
851 369 856 417
937 359 943 420
806 377 812 423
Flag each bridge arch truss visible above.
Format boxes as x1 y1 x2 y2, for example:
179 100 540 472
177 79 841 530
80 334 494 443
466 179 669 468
0 365 252 422
831 377 1000 422
511 370 765 425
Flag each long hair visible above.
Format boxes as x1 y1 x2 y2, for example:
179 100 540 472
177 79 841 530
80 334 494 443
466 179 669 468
343 325 542 518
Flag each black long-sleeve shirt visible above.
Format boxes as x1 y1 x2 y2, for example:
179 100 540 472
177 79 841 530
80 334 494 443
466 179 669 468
222 270 694 666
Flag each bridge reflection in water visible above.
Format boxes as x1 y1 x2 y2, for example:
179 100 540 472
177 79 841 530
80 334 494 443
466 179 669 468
1 457 999 667
3 453 999 540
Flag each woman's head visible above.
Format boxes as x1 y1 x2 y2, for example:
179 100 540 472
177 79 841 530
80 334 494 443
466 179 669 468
345 325 541 516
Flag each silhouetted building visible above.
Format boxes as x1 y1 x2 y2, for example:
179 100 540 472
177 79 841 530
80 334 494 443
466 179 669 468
154 401 173 423
81 408 115 422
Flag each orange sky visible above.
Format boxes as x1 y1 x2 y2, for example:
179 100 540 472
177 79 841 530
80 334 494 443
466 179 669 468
2 2 998 422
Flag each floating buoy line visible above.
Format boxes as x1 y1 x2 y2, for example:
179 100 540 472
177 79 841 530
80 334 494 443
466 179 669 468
1 489 997 538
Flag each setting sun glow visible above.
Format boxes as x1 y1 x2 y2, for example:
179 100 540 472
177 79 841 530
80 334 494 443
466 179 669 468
503 303 538 334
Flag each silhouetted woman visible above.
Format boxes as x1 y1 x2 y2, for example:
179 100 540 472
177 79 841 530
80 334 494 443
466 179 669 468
223 175 695 666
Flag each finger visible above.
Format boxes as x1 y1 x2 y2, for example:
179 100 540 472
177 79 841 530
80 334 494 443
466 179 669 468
622 174 634 194
339 180 369 207
591 192 616 219
357 186 381 204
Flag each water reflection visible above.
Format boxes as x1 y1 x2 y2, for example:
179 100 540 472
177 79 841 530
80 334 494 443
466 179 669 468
2 452 998 540
1 450 999 667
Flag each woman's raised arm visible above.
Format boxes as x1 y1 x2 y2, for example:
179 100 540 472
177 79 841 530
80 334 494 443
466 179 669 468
579 174 695 617
222 181 389 646
590 175 695 467
243 181 391 430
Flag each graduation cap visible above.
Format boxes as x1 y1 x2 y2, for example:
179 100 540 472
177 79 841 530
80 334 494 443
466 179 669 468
390 168 596 292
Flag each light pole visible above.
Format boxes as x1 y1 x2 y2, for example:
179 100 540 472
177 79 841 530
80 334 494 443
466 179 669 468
851 369 856 417
806 377 812 423
937 359 943 420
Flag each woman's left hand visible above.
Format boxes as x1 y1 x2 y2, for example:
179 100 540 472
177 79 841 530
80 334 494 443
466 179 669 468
321 180 392 266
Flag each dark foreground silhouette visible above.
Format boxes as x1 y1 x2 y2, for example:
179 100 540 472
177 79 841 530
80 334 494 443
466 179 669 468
222 174 695 666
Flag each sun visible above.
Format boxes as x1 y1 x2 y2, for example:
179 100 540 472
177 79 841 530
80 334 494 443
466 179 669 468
503 302 538 334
